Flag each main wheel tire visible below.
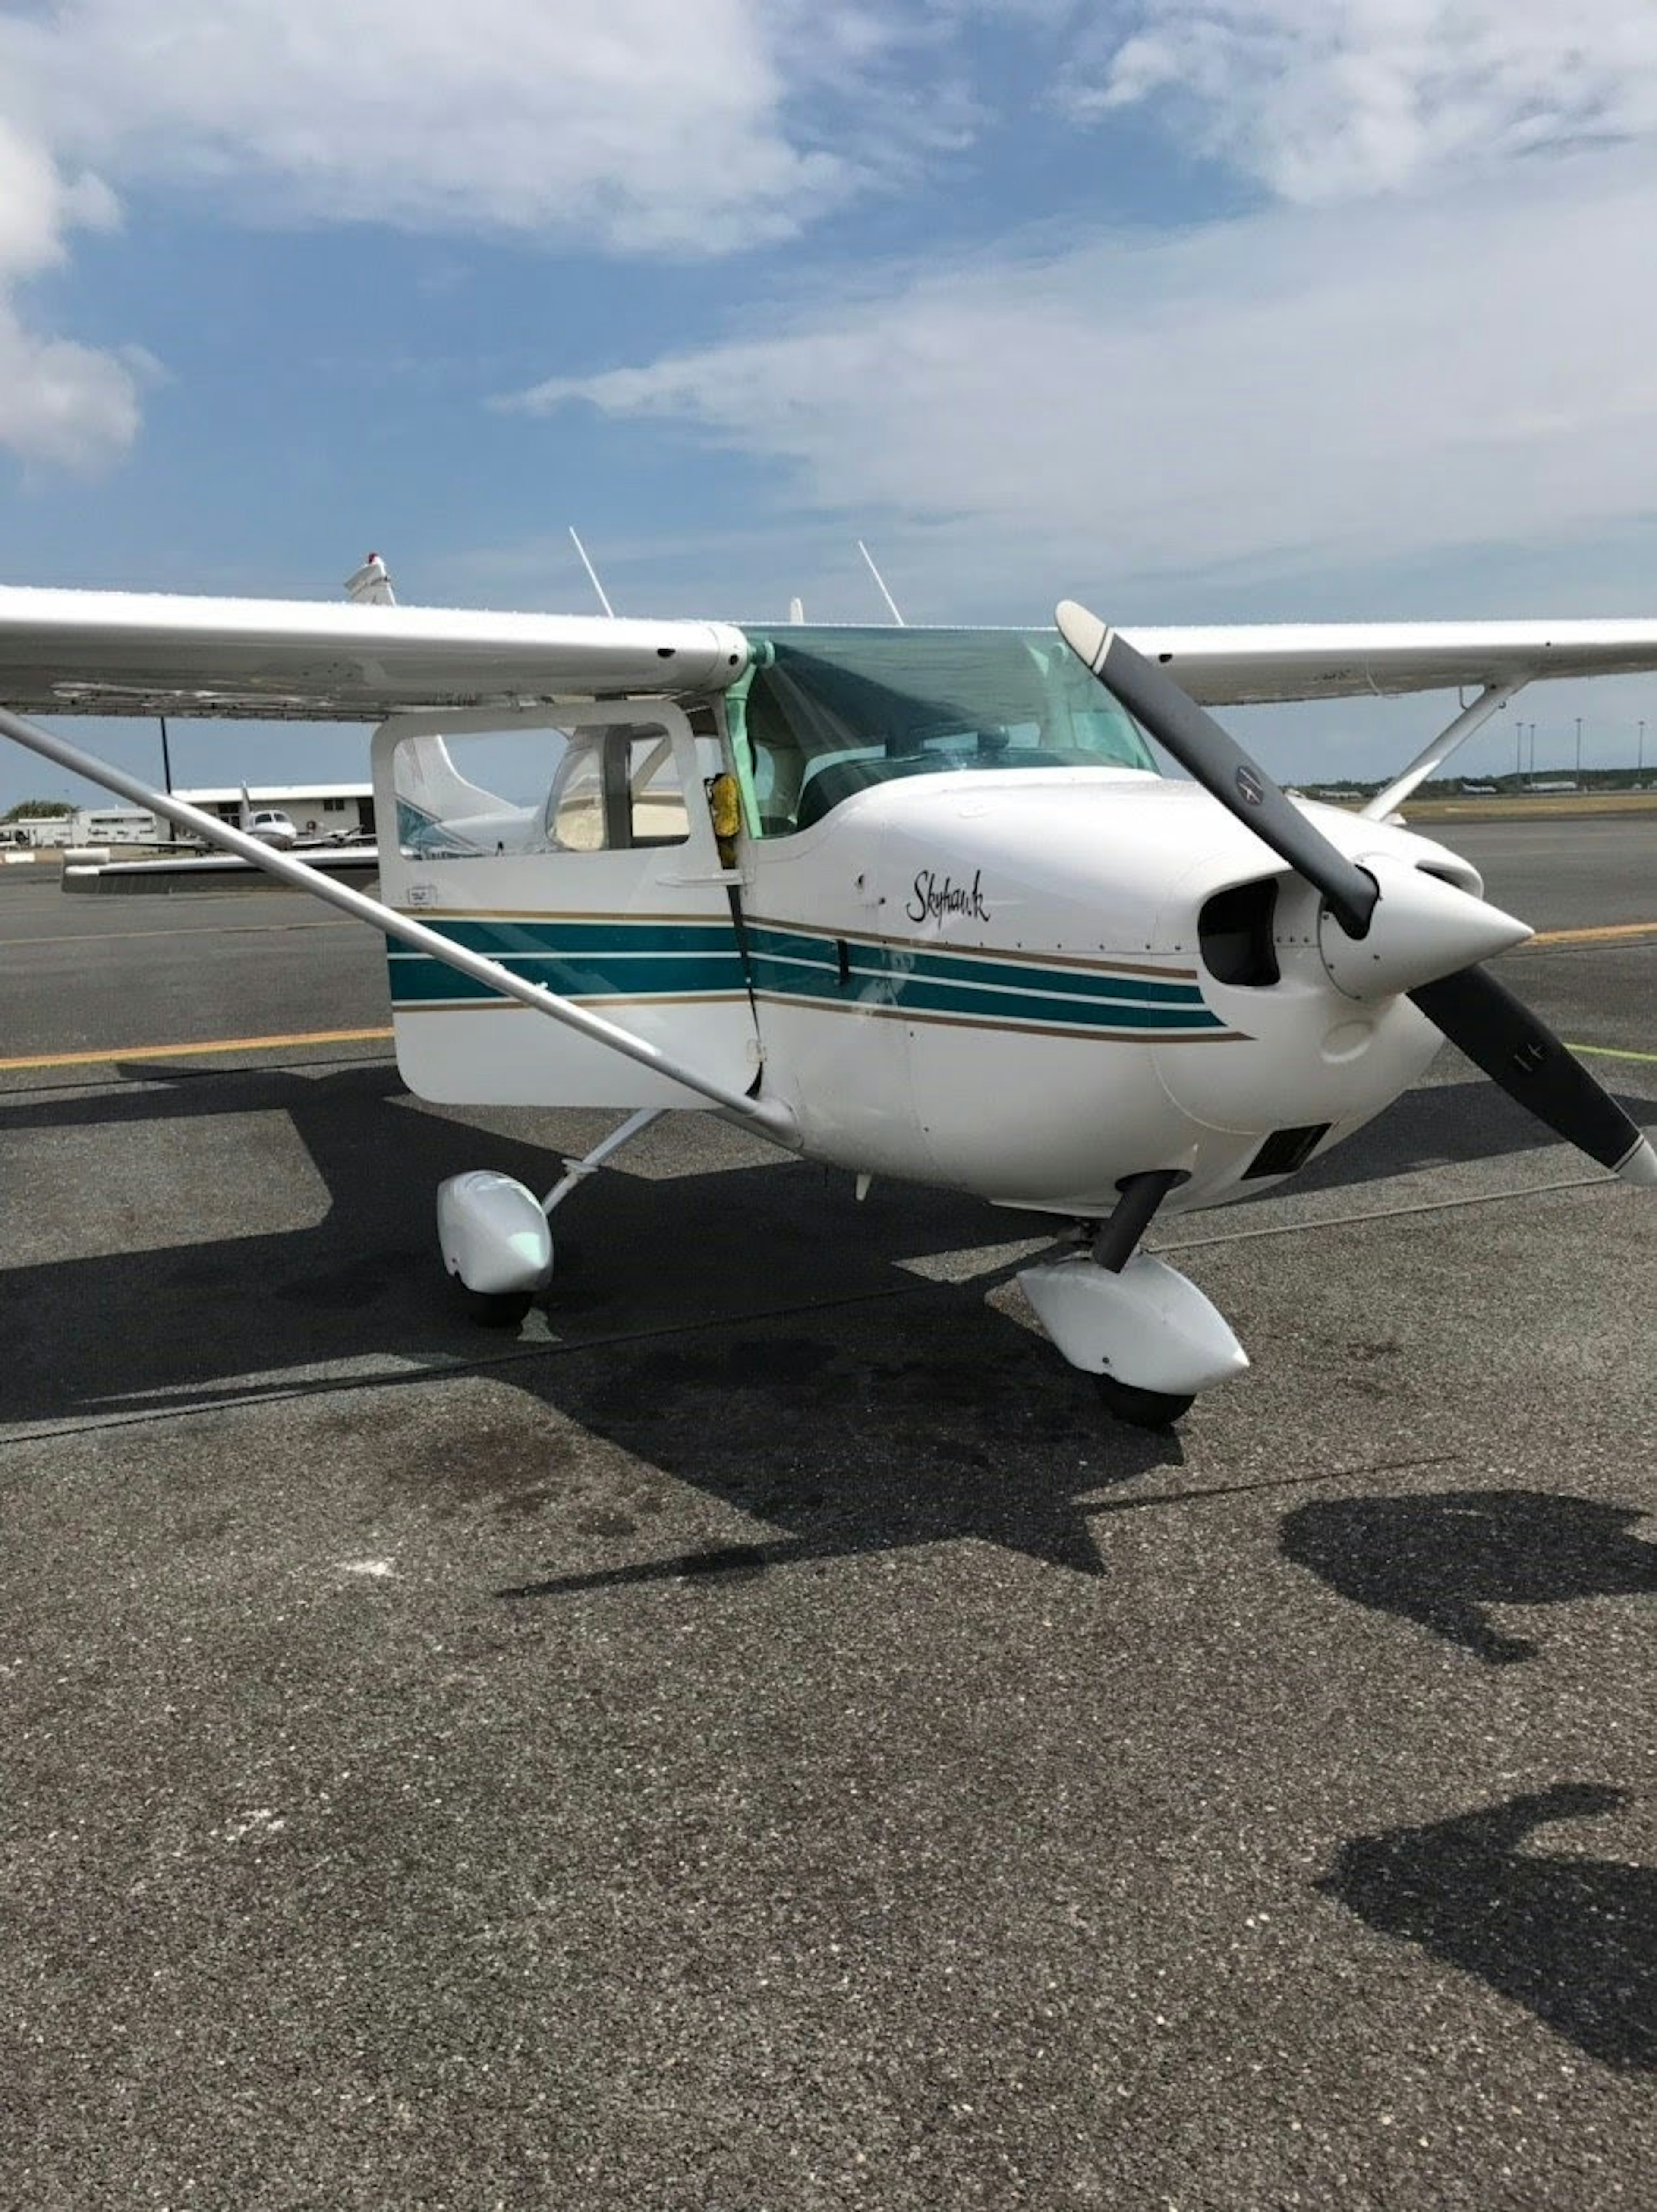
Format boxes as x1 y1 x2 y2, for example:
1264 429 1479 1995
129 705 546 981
1093 1373 1195 1429
457 1285 535 1329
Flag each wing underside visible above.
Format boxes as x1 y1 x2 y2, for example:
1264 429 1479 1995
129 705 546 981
1121 618 1657 705
0 589 750 719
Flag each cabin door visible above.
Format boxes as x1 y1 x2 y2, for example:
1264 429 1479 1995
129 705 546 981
371 700 758 1107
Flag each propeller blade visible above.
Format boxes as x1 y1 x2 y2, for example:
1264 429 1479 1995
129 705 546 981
1410 965 1657 1183
1056 599 1379 939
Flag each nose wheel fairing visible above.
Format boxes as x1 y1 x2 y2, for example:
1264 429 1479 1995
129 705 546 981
1018 1250 1249 1398
1018 1166 1249 1417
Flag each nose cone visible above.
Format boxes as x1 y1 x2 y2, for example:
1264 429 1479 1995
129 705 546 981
1319 857 1531 1001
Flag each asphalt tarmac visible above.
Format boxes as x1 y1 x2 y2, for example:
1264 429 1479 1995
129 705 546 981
1 815 1653 2209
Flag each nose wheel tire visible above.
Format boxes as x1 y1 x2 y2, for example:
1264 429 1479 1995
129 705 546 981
457 1285 536 1329
1093 1374 1195 1429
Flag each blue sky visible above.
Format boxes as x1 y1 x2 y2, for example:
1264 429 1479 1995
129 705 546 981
6 0 1657 808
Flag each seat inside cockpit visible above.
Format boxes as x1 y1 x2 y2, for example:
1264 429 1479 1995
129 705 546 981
541 728 691 851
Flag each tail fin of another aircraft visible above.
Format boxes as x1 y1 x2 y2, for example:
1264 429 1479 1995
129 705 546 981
340 551 510 852
344 553 397 606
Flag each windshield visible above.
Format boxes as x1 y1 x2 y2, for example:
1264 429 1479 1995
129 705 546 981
728 625 1157 836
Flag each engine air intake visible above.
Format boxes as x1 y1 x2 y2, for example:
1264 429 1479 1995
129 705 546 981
1199 877 1279 987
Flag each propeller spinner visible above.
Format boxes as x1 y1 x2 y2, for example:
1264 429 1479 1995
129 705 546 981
1056 600 1657 1186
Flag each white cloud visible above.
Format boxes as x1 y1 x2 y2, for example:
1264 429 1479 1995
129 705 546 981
0 118 139 473
1081 1 1657 202
0 0 951 471
21 3 1649 266
487 4 1657 605
0 0 947 253
506 142 1657 613
8 0 1657 492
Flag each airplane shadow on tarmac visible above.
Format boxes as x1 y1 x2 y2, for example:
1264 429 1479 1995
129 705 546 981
1293 1490 1657 2070
1280 1490 1657 1663
1 1059 1649 1584
0 1059 1188 1578
490 1322 1184 1595
1321 1785 1657 2072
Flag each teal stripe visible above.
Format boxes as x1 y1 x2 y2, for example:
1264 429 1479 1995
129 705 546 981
749 958 1222 1032
744 924 1207 1007
389 952 745 1006
387 915 747 1008
387 914 1222 1032
892 981 1219 1030
387 949 742 978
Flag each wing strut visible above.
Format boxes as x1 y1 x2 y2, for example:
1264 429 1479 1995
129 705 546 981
0 704 799 1146
1360 677 1531 821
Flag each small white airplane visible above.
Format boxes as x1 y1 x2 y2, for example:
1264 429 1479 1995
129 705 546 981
0 563 1651 1425
239 787 301 850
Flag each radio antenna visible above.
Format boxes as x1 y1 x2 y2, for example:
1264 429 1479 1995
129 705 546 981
857 540 905 625
569 526 617 619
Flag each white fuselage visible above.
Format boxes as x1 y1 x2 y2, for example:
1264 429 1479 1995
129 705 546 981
741 769 1471 1217
376 725 1486 1225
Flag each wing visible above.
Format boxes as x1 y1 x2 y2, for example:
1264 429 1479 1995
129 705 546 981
0 588 750 719
1115 618 1657 706
7 587 1657 719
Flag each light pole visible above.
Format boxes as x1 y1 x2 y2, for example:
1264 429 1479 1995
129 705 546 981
1575 715 1583 780
1640 719 1646 776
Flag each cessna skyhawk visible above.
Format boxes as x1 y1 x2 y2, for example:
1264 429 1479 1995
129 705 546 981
0 573 1650 1425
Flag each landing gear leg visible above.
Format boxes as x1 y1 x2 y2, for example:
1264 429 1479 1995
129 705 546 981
1089 1168 1184 1273
1087 1171 1194 1427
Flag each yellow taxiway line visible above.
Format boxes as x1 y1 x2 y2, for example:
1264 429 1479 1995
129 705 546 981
1531 921 1657 946
21 920 353 949
0 1026 394 1073
1567 1042 1657 1064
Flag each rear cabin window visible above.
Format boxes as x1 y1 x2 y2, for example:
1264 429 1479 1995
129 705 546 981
394 723 693 860
728 626 1158 836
